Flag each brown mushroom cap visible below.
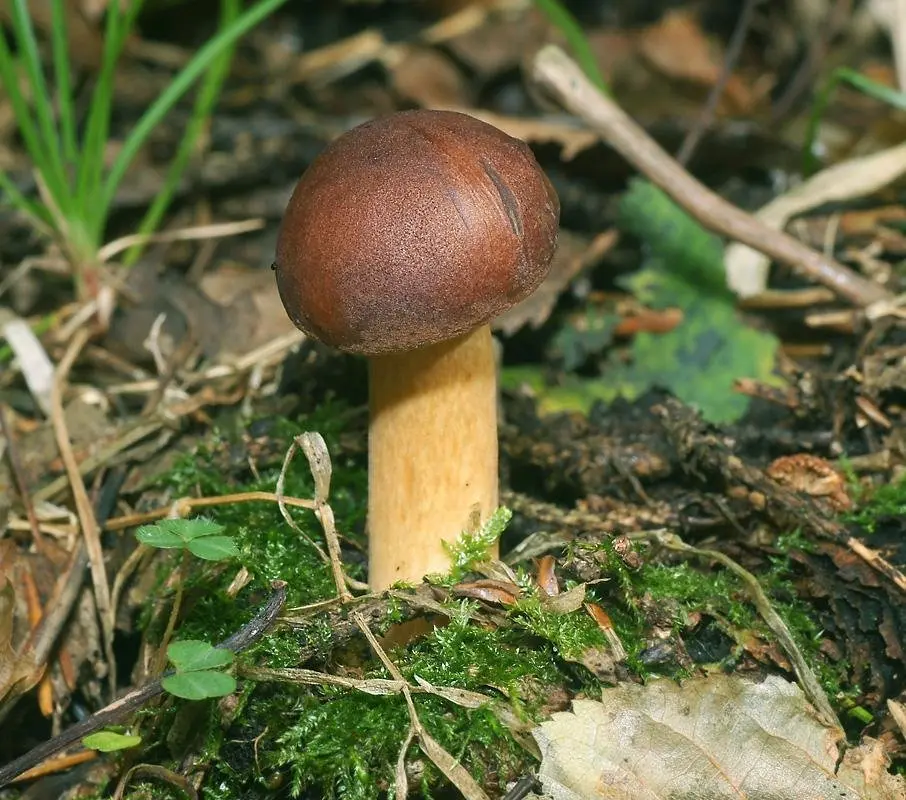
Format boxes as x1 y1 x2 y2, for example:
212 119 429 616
274 109 560 355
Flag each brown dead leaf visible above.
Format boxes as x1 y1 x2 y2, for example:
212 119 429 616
0 541 39 705
637 10 753 112
535 674 905 800
444 5 547 77
387 45 472 108
0 570 20 698
199 262 298 357
451 107 599 160
452 579 521 606
536 555 559 596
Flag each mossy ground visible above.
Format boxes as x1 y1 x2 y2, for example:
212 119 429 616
108 406 899 800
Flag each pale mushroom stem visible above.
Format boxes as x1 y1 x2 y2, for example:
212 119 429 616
367 324 499 589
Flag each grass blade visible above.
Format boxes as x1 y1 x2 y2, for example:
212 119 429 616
100 0 290 222
0 170 55 232
78 0 144 243
50 0 78 167
8 0 71 211
0 18 53 190
125 0 240 265
803 67 906 175
532 0 609 93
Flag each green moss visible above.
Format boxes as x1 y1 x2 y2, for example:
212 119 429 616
140 405 366 651
615 552 853 702
120 401 864 800
437 507 513 585
202 609 578 800
510 591 608 662
845 474 906 533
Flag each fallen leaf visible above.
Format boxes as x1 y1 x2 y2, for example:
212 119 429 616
534 674 905 799
449 107 600 161
536 555 559 597
199 262 299 357
637 9 753 112
386 44 471 108
724 140 906 298
452 579 521 606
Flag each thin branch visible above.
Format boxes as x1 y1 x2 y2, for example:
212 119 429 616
530 45 891 307
49 326 117 698
677 0 761 165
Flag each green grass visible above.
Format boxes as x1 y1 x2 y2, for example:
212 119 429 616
0 0 289 296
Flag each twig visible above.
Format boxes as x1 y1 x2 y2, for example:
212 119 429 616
530 45 891 307
0 581 288 788
49 326 117 699
677 0 761 165
104 491 316 532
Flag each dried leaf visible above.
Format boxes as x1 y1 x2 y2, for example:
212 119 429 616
495 230 617 335
637 9 753 111
417 727 490 800
541 584 585 615
387 44 471 107
453 579 521 606
536 555 559 597
300 432 331 504
534 674 905 799
724 141 906 297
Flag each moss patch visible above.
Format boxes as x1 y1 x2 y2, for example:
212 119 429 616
116 406 880 800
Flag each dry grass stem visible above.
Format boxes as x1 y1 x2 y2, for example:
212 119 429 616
49 325 117 698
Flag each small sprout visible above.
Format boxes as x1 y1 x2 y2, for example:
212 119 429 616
136 517 239 561
82 730 142 752
161 639 236 700
440 506 513 584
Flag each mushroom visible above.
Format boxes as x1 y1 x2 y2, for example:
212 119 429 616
274 109 559 589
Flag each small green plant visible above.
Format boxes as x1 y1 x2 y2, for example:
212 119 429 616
803 67 906 175
531 0 609 93
83 729 142 752
161 639 236 700
136 516 238 675
0 0 289 296
441 506 513 583
136 517 239 561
